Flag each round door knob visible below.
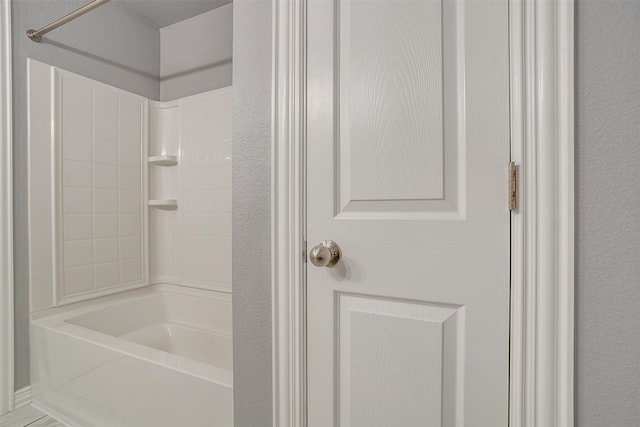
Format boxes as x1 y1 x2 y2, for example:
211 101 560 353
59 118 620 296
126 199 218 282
309 240 341 268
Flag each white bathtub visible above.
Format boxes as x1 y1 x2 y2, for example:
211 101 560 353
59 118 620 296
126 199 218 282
30 284 233 427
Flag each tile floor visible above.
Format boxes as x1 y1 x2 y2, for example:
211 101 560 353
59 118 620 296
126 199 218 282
0 405 63 427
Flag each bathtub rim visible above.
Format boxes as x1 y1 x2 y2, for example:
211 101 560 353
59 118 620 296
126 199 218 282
30 283 233 388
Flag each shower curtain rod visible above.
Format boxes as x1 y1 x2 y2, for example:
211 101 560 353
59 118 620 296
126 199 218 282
27 0 111 42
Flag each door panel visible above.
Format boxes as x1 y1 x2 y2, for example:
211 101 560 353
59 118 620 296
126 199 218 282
336 0 463 217
307 0 510 425
339 0 444 203
337 294 462 426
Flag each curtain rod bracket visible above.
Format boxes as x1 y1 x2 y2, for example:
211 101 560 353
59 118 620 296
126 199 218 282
26 30 41 42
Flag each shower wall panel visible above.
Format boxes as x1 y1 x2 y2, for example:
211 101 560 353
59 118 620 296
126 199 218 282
149 87 232 293
148 102 181 283
181 91 232 288
29 60 230 312
58 70 148 303
28 60 149 310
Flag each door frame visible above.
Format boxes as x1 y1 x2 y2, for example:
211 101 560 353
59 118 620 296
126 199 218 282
272 0 575 426
0 0 14 416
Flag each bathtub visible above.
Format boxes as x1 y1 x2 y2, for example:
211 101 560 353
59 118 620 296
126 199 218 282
30 284 233 427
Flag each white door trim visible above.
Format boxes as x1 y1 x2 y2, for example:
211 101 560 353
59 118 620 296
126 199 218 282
508 0 574 425
272 0 307 425
271 0 575 425
0 0 15 416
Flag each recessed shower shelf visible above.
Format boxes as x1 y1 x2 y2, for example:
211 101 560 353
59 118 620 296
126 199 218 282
149 199 178 210
148 155 178 166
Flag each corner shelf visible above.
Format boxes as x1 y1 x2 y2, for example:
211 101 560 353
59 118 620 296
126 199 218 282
148 199 178 210
148 155 178 166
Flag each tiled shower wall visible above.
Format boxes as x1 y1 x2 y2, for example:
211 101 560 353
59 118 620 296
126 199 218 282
181 91 232 288
149 88 232 292
29 61 230 311
58 70 147 303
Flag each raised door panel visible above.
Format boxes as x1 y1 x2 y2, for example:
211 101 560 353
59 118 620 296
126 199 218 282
338 294 463 426
337 0 463 217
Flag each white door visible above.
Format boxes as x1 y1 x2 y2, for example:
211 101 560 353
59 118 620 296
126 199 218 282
306 0 511 425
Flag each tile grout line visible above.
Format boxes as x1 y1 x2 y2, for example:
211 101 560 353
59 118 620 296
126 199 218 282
22 414 47 427
91 88 96 292
116 95 121 283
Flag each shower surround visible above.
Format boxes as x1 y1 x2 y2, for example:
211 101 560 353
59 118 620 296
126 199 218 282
27 59 232 426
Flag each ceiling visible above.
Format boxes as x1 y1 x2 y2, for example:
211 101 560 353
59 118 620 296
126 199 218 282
116 0 232 28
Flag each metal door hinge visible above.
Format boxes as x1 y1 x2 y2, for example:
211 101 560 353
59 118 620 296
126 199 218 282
302 240 307 263
509 161 517 211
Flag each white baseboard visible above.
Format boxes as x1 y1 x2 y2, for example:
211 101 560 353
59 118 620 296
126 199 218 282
13 386 31 408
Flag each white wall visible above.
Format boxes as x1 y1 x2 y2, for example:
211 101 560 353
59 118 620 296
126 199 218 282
160 4 233 101
28 61 149 311
180 91 232 288
576 0 640 425
12 0 160 390
149 88 232 292
28 60 231 312
57 70 147 302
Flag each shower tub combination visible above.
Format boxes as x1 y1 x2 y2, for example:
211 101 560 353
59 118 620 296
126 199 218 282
27 59 234 426
30 284 233 427
23 0 236 421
